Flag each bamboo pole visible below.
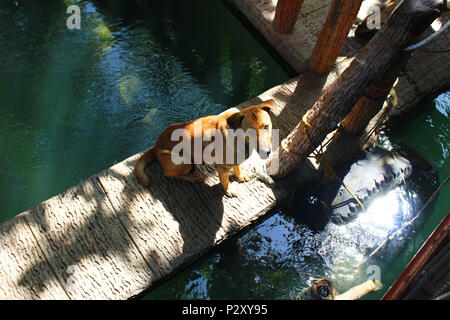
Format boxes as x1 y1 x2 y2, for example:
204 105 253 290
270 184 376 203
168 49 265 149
309 0 363 74
273 0 304 33
267 0 445 178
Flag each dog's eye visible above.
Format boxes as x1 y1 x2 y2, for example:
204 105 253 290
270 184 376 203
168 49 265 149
263 125 270 130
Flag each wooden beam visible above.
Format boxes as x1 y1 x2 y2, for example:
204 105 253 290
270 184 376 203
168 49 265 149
268 0 445 178
273 0 304 33
309 0 363 74
383 211 450 300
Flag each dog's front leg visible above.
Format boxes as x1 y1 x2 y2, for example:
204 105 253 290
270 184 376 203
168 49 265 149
233 165 250 182
217 165 237 197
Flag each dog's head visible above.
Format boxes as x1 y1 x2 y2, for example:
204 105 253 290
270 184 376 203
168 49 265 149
226 100 275 160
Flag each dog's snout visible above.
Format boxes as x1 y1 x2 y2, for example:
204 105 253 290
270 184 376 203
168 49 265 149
259 148 271 159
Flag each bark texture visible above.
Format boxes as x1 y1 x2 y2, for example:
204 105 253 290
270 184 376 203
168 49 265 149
273 0 304 33
309 0 364 74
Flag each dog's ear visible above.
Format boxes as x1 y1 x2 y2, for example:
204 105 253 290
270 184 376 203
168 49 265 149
226 111 245 130
258 99 276 113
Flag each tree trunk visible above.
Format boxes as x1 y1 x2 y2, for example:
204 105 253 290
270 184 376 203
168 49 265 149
268 0 445 178
273 0 304 33
309 0 363 74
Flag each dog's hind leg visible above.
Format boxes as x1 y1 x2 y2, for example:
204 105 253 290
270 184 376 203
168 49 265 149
155 149 204 183
176 165 204 183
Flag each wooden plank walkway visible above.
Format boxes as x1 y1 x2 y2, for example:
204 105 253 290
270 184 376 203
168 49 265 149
1 0 448 300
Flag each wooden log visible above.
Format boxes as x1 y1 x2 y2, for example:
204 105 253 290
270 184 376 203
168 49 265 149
335 279 382 300
340 51 411 135
309 0 363 74
273 0 304 33
268 0 445 178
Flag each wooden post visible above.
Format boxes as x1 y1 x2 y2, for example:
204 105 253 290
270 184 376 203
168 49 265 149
309 0 363 74
273 0 304 33
340 52 411 135
267 0 444 178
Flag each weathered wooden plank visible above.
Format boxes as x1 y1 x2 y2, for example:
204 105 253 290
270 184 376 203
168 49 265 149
229 0 360 73
0 214 68 299
0 176 155 300
230 0 319 73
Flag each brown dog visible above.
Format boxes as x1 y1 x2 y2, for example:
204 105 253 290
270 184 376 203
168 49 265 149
134 100 275 197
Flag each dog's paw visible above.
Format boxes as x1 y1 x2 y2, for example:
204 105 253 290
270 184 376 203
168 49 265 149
225 190 238 198
224 185 239 198
235 171 251 182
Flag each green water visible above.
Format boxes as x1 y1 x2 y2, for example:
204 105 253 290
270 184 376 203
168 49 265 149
0 0 448 300
367 93 450 299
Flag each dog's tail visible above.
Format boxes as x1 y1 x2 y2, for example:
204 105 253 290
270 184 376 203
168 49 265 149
134 147 156 187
